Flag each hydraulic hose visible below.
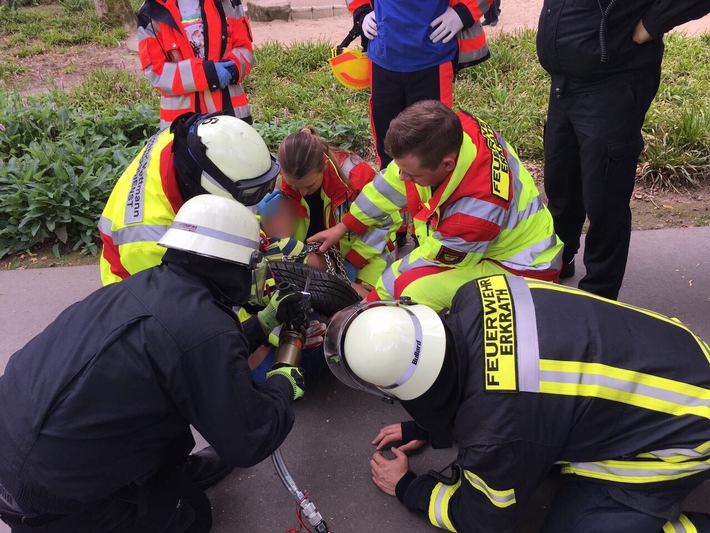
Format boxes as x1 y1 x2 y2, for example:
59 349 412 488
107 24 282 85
272 448 331 533
270 276 329 532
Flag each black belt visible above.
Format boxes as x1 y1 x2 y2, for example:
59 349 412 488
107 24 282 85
0 510 65 527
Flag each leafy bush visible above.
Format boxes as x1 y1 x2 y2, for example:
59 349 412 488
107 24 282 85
0 91 156 258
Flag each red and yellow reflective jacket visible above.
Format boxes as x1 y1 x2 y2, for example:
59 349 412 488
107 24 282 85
280 149 398 287
137 0 254 129
342 111 562 311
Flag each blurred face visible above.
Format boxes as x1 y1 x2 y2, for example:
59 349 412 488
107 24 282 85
261 199 298 239
283 170 324 196
394 152 457 188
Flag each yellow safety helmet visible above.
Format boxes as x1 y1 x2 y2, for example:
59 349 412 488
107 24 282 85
329 48 370 91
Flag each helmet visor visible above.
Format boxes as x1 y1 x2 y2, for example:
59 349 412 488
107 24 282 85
324 300 409 400
233 157 281 206
249 257 271 305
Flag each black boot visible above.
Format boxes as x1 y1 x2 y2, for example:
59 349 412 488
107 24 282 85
181 446 234 490
560 256 575 279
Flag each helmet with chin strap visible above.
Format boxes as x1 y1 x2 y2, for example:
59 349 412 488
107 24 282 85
171 112 280 206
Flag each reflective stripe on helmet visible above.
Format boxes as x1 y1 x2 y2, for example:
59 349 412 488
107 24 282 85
171 221 259 249
380 307 424 390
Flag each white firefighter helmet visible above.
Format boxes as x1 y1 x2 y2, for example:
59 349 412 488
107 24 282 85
158 194 262 268
175 113 280 206
324 301 447 401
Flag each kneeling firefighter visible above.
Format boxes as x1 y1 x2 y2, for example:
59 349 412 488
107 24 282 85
325 275 710 533
0 196 307 532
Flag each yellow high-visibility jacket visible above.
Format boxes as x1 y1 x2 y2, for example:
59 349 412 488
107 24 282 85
99 130 185 285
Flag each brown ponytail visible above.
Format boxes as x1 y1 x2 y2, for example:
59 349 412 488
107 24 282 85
277 127 350 186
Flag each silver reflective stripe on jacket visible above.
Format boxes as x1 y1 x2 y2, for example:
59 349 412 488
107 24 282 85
99 216 170 246
124 132 162 225
506 276 540 393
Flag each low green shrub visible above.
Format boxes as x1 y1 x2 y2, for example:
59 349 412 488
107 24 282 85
0 91 157 258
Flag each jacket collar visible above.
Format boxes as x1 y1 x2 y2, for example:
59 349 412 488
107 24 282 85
280 153 353 213
321 154 352 204
141 0 182 32
408 132 475 219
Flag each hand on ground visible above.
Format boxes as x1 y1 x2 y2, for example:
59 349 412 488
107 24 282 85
370 448 408 496
373 423 427 453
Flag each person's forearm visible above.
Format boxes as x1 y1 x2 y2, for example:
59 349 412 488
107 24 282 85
451 0 475 27
143 58 221 96
398 473 438 514
641 0 710 38
242 315 269 352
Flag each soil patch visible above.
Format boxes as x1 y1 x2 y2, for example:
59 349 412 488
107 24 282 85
0 38 140 94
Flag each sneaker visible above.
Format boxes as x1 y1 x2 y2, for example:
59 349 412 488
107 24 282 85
560 257 575 279
181 446 234 490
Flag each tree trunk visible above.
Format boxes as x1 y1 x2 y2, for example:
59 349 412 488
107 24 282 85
94 0 135 29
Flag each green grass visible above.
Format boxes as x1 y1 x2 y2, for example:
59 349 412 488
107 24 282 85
0 16 708 258
455 29 549 161
0 1 128 47
640 33 710 187
251 32 709 183
0 0 129 81
245 42 372 151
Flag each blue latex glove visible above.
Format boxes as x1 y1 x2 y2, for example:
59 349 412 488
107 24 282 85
214 60 235 88
257 190 285 218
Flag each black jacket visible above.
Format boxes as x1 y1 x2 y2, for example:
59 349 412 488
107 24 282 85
0 263 294 515
398 275 710 532
537 0 710 80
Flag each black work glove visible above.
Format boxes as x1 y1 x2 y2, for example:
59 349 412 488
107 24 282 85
257 290 306 333
266 366 305 401
352 5 371 30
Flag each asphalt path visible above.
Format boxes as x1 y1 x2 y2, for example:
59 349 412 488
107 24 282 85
1 226 709 532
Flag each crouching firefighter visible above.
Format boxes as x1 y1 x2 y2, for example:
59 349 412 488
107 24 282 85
0 195 307 532
99 111 280 286
324 274 710 533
